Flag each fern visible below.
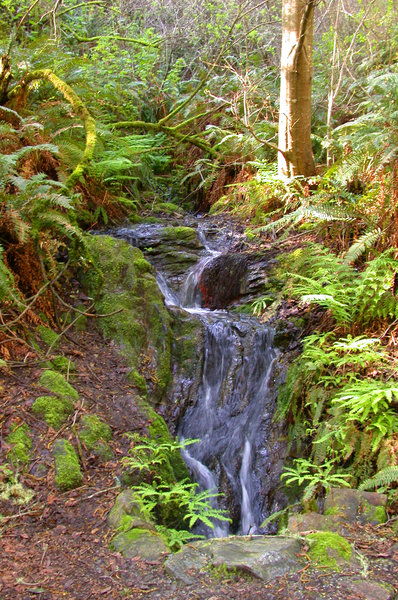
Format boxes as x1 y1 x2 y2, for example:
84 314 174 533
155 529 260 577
359 466 398 491
343 228 383 264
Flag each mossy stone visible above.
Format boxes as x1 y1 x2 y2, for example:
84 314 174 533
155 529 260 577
80 235 172 404
53 439 83 491
52 356 76 373
307 531 352 570
78 414 113 460
6 423 32 465
360 499 387 524
32 395 74 429
39 370 79 400
130 370 148 395
111 527 168 559
164 226 198 243
37 325 59 349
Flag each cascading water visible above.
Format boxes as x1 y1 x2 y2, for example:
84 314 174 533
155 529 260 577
114 220 283 537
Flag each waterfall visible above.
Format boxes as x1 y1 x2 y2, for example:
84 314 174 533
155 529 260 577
115 220 281 536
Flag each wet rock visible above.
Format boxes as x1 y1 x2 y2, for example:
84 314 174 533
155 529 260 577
338 578 394 600
164 536 302 583
289 488 388 536
288 511 335 534
198 254 248 309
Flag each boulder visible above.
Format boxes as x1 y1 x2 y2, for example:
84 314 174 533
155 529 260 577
165 535 302 583
111 528 169 560
107 489 154 532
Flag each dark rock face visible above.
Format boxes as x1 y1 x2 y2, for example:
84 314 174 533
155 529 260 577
198 254 248 309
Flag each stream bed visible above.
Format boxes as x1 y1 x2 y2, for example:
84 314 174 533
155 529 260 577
113 218 288 536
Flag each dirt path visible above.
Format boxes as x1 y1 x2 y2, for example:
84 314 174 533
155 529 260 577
1 324 397 600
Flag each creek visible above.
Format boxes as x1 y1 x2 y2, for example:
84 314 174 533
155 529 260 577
114 218 288 537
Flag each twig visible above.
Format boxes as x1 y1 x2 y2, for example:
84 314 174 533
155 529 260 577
81 485 120 501
0 506 42 522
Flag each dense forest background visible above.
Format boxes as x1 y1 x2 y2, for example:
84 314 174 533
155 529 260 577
1 0 398 508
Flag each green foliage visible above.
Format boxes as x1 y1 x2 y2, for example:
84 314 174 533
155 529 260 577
283 244 398 326
123 434 230 537
281 458 351 504
359 466 398 492
278 324 397 487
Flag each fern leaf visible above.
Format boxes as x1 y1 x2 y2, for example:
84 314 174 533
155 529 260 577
359 466 398 491
343 229 383 264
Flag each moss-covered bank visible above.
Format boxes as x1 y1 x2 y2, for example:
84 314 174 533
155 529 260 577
81 235 172 404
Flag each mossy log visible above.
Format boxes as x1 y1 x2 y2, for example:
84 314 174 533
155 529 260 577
8 69 96 188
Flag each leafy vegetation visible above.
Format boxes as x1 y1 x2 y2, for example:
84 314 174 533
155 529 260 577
122 435 230 549
0 0 397 531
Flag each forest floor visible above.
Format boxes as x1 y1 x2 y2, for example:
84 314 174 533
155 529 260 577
1 320 398 600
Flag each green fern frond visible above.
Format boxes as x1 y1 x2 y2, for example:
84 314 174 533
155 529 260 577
343 228 383 264
359 466 398 491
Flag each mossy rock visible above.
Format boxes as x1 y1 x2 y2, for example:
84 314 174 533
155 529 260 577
36 325 59 349
53 439 83 491
307 531 352 570
6 423 32 465
78 414 113 461
130 370 148 395
39 370 79 400
80 235 172 403
108 489 154 531
163 226 199 245
32 395 74 429
111 527 169 559
51 356 76 373
154 202 181 214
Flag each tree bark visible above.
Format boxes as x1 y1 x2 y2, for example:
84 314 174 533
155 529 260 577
278 0 315 178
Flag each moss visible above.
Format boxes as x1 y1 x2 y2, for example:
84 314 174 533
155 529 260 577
53 439 83 491
6 423 32 465
324 506 341 516
133 257 152 274
360 499 387 524
39 370 79 400
81 235 172 405
37 325 59 348
131 370 148 395
78 414 113 460
307 532 352 570
52 356 76 373
164 226 198 243
32 395 74 429
154 202 180 213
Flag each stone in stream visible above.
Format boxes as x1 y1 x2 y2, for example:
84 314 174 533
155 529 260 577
164 536 302 584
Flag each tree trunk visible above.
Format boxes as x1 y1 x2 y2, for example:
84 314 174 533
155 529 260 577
278 0 315 178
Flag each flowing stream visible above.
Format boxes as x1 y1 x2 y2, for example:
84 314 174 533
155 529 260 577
115 219 284 537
